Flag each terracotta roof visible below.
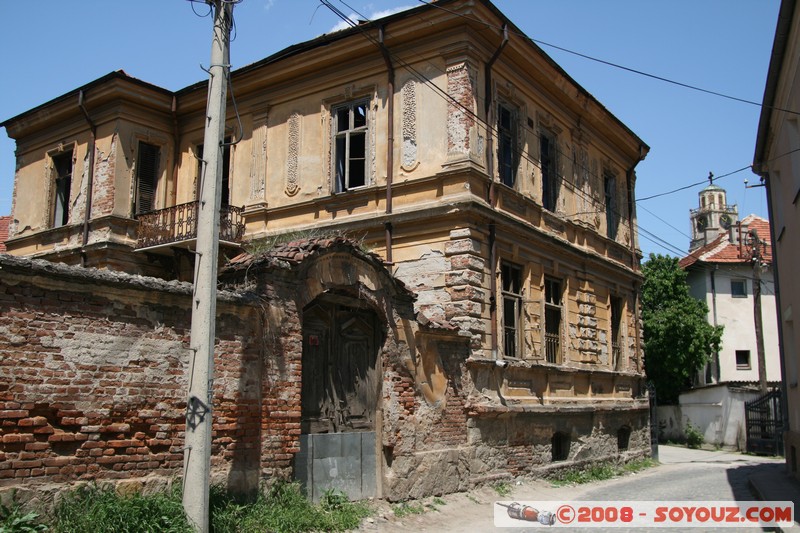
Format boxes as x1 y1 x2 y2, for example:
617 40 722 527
679 214 772 269
0 216 10 253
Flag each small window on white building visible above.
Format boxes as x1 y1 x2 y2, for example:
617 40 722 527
731 279 747 298
735 350 751 370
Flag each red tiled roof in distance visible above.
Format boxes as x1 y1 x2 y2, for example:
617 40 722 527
679 215 772 268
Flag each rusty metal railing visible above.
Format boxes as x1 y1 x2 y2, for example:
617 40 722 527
136 201 245 250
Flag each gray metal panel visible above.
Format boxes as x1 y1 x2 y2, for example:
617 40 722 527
361 431 377 496
295 434 312 496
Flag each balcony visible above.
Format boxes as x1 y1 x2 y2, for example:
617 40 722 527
135 201 245 252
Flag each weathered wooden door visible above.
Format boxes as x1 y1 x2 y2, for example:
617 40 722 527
295 300 381 501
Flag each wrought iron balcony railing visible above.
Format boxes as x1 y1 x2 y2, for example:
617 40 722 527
135 201 245 250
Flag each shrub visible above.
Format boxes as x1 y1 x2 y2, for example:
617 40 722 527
685 422 704 449
0 500 47 533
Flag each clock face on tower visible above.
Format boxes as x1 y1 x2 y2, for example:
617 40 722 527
720 214 732 229
696 216 707 232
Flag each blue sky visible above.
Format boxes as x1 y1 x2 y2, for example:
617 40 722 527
0 1 780 259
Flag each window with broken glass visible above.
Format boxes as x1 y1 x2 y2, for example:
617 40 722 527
333 100 368 193
51 150 73 228
501 262 523 358
195 138 232 206
497 103 518 187
544 277 562 363
540 130 558 211
610 296 623 369
604 171 618 240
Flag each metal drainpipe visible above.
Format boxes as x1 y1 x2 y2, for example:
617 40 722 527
171 96 181 208
78 90 96 267
626 145 646 372
485 25 508 207
379 26 395 264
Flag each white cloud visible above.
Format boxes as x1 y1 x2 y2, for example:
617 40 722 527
327 5 416 34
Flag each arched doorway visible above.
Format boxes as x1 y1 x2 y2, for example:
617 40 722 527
294 296 382 501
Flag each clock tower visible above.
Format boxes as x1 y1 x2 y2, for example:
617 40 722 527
689 174 739 252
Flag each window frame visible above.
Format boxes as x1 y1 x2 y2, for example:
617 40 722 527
50 149 74 228
540 129 558 211
735 349 751 370
731 279 747 298
332 99 370 193
610 295 623 370
497 102 518 188
604 171 618 240
501 262 523 358
134 141 161 216
195 138 232 206
544 277 563 363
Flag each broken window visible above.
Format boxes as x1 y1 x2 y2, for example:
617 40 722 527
497 103 518 187
195 138 232 205
51 150 73 228
501 262 523 358
333 100 369 192
134 142 160 215
604 171 618 240
610 296 623 370
544 277 562 363
617 426 631 452
540 130 558 211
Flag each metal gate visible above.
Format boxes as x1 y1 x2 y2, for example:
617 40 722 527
745 389 783 456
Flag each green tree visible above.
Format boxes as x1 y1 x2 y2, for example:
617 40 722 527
642 254 723 404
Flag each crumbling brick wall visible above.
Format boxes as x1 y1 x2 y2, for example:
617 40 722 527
0 256 267 497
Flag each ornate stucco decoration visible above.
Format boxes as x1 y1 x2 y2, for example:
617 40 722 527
401 79 419 171
285 112 301 196
249 111 268 201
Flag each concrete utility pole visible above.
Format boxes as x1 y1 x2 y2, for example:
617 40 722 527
183 1 232 531
748 228 768 394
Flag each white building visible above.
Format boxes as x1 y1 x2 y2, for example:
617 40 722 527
671 184 780 449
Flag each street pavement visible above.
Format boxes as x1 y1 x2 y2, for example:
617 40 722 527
360 445 799 532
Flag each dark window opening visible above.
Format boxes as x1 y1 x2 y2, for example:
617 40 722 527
736 350 751 370
498 103 518 187
617 426 631 452
611 296 623 370
52 150 73 228
541 131 558 211
195 137 231 205
731 279 747 298
334 101 368 192
604 172 618 240
544 277 562 363
552 432 570 461
135 142 160 215
501 262 523 358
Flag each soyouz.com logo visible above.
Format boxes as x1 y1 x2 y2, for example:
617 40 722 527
493 501 794 528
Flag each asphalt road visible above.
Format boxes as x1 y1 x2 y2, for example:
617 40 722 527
362 445 793 533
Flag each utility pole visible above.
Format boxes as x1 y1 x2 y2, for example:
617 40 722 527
183 1 232 531
747 228 768 394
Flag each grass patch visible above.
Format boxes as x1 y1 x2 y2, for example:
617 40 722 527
392 502 425 518
49 482 371 533
53 483 190 533
242 229 370 257
492 482 512 497
550 458 656 487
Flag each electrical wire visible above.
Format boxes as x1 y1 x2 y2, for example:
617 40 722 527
413 0 800 118
323 0 694 257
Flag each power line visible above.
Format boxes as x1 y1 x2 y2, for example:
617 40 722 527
323 0 694 258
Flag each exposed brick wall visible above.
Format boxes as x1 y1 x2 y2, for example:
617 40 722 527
0 257 265 493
